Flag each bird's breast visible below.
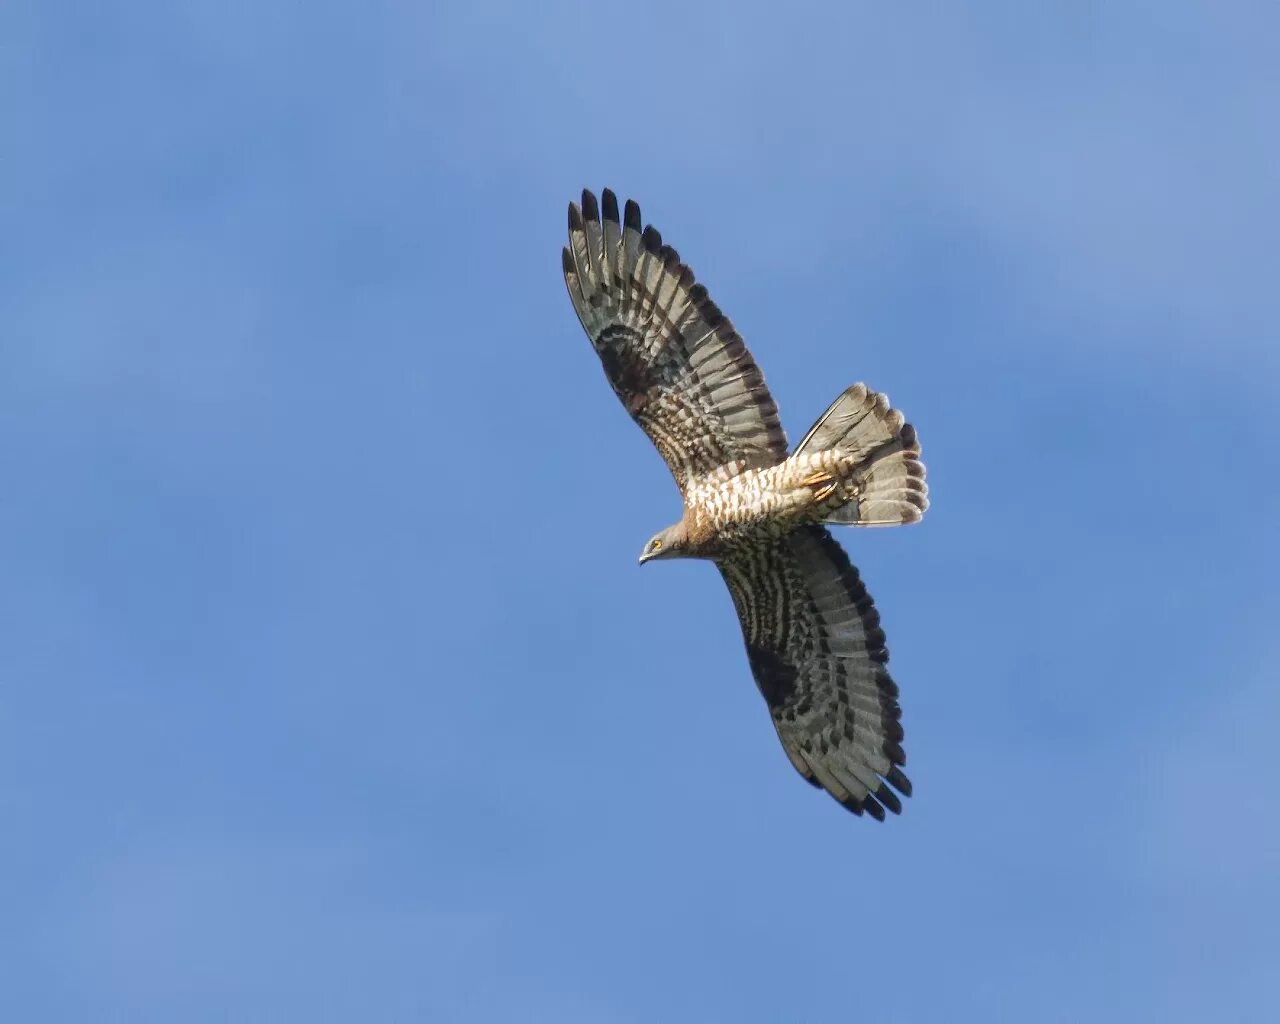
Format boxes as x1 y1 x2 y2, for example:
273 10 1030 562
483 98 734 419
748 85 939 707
686 464 815 543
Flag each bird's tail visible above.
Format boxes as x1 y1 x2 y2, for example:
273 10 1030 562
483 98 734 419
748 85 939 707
793 384 929 526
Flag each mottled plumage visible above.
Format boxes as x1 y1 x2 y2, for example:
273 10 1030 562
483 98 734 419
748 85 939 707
562 189 928 820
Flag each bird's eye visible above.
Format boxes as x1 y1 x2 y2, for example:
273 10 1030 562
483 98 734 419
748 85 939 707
651 539 662 551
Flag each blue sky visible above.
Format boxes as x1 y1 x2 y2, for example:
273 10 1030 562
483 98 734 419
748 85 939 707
3 2 1277 1020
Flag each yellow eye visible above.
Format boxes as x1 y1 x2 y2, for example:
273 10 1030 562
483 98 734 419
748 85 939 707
651 538 662 551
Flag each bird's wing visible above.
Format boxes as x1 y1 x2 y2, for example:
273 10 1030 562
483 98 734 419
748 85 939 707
717 525 912 819
563 189 788 494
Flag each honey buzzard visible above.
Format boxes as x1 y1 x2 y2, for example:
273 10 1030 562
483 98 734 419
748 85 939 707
562 189 928 820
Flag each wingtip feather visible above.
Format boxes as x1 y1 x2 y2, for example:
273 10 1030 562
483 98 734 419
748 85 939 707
601 188 619 224
624 198 642 232
874 782 903 815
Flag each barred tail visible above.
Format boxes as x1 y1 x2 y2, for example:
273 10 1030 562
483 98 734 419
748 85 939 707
794 384 929 526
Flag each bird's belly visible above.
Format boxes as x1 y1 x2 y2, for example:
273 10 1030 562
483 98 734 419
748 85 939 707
689 466 815 542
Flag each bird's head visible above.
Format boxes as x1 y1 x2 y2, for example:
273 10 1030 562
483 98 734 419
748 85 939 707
638 521 690 565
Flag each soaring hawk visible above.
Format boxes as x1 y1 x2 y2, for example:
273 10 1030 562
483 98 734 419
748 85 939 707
562 189 928 820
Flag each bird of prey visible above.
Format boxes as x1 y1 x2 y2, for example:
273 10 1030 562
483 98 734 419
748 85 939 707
562 189 928 820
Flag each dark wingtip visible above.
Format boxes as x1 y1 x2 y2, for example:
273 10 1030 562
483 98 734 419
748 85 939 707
883 739 906 766
874 782 903 815
561 247 574 274
601 188 619 224
862 794 887 821
641 225 663 252
581 189 599 223
886 766 912 796
568 201 583 231
624 198 642 232
840 795 865 816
